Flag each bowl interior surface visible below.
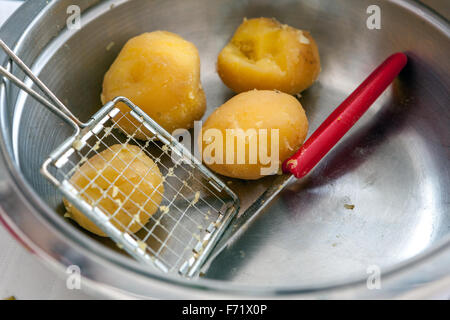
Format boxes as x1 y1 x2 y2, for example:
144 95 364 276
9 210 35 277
7 0 450 288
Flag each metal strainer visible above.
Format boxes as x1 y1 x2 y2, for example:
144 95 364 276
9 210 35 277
0 39 239 278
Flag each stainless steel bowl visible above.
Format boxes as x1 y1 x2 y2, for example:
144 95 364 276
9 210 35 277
0 0 449 299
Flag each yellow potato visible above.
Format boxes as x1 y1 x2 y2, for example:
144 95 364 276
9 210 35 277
63 144 164 237
200 90 308 180
101 31 206 140
217 17 321 95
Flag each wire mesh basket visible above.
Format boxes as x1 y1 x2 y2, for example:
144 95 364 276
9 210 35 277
40 97 239 277
0 38 239 277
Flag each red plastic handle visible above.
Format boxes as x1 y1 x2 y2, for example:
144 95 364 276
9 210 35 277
282 52 407 179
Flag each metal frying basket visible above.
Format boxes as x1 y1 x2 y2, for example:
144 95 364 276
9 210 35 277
0 39 239 278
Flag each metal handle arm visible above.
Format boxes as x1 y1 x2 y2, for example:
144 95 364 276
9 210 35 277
0 38 82 127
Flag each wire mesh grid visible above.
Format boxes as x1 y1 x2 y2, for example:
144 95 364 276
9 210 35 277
42 97 239 277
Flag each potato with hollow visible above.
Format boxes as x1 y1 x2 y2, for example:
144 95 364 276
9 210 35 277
199 90 308 180
217 17 321 95
63 144 164 237
101 31 206 140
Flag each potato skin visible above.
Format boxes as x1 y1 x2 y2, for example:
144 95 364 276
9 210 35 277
63 144 164 237
200 90 308 180
217 17 321 95
102 31 206 140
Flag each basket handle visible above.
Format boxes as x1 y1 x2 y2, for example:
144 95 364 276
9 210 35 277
282 52 408 179
0 39 82 127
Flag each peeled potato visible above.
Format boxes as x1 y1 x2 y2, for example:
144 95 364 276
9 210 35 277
217 17 321 95
63 144 164 237
101 31 206 140
199 90 308 180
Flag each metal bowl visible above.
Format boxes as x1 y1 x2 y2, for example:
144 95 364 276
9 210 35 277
0 0 449 298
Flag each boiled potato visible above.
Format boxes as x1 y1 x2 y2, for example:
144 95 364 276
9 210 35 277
63 144 164 237
101 31 206 140
217 17 321 95
199 90 308 180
